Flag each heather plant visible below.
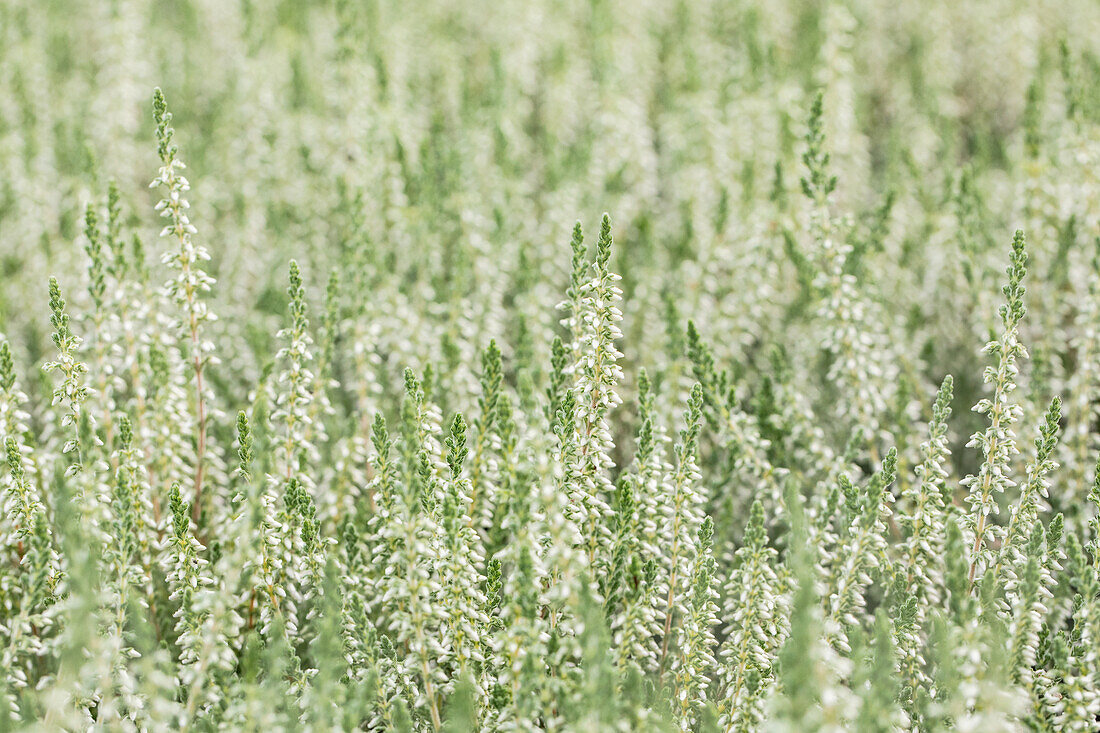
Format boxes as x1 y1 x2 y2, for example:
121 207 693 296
2 0 1100 730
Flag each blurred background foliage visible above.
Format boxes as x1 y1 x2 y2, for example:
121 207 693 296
2 0 1100 528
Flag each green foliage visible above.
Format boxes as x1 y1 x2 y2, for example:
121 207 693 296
2 1 1100 730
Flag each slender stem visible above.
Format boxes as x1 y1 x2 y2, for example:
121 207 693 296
191 344 207 525
160 148 211 528
967 403 1003 590
967 513 987 589
658 567 678 678
418 641 442 730
167 193 208 527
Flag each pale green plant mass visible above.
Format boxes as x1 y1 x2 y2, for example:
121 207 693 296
2 0 1100 730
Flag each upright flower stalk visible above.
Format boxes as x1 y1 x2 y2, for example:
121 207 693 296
964 230 1029 589
151 88 216 525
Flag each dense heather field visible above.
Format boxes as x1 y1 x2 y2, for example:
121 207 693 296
3 0 1100 730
